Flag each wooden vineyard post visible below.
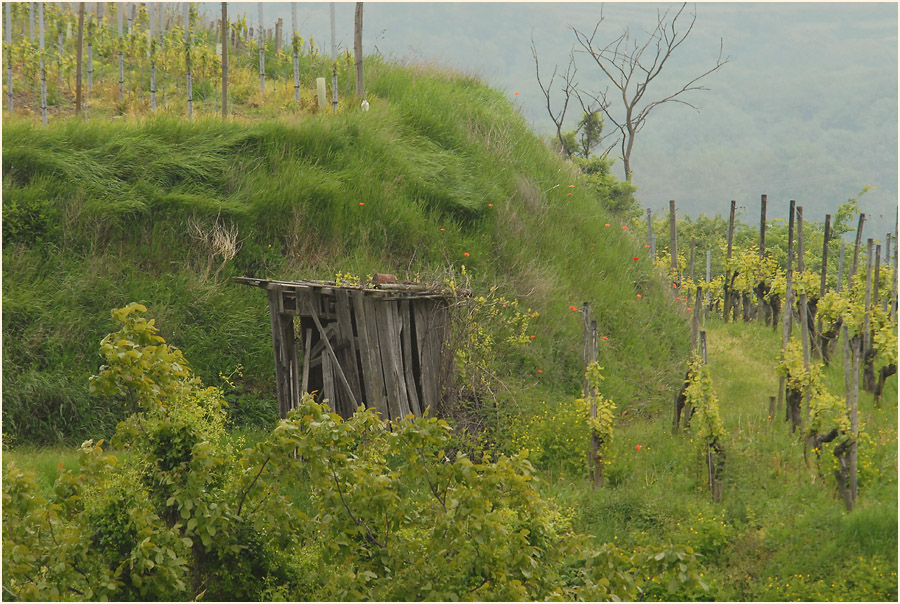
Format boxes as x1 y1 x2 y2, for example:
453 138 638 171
796 206 810 434
257 2 264 92
699 330 723 502
837 213 865 510
836 242 845 293
892 236 899 324
756 194 768 323
329 1 337 112
6 3 12 112
354 2 364 100
884 234 893 314
776 200 796 420
817 214 832 358
689 237 696 282
646 208 653 252
221 2 227 117
589 320 603 488
274 17 282 54
724 200 736 321
669 200 678 284
38 1 46 126
861 241 874 395
759 194 767 257
184 2 192 119
118 2 124 103
292 2 300 101
691 284 701 353
150 3 157 111
705 250 711 315
75 2 84 117
863 243 880 393
582 302 591 395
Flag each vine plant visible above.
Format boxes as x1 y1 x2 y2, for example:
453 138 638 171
683 355 727 501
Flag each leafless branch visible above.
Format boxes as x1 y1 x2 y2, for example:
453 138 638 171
531 31 579 156
567 2 728 181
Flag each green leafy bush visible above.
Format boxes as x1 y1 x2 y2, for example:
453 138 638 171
3 305 707 601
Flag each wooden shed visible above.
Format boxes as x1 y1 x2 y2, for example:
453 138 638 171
233 276 454 422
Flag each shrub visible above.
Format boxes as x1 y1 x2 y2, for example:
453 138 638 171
2 304 707 601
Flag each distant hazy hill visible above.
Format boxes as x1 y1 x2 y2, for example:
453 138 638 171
220 2 897 234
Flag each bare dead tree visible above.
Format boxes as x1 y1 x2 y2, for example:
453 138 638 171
531 33 579 158
571 3 727 182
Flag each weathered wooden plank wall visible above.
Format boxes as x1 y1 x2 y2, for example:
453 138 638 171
244 277 452 422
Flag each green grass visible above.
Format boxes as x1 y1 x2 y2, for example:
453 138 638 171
538 317 897 601
3 58 687 445
8 316 895 601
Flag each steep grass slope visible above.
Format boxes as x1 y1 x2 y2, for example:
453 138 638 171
2 59 688 444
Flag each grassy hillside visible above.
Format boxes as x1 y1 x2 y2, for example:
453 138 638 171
2 58 688 445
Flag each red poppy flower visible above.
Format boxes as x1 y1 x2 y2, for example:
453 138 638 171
645 244 650 248
636 294 642 299
568 185 575 188
530 335 536 339
605 223 610 227
602 336 608 341
633 256 639 261
676 297 681 301
514 92 519 95
464 252 470 257
622 226 628 230
636 445 642 451
687 307 692 311
537 369 542 374
488 203 493 207
359 202 365 206
440 228 445 231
